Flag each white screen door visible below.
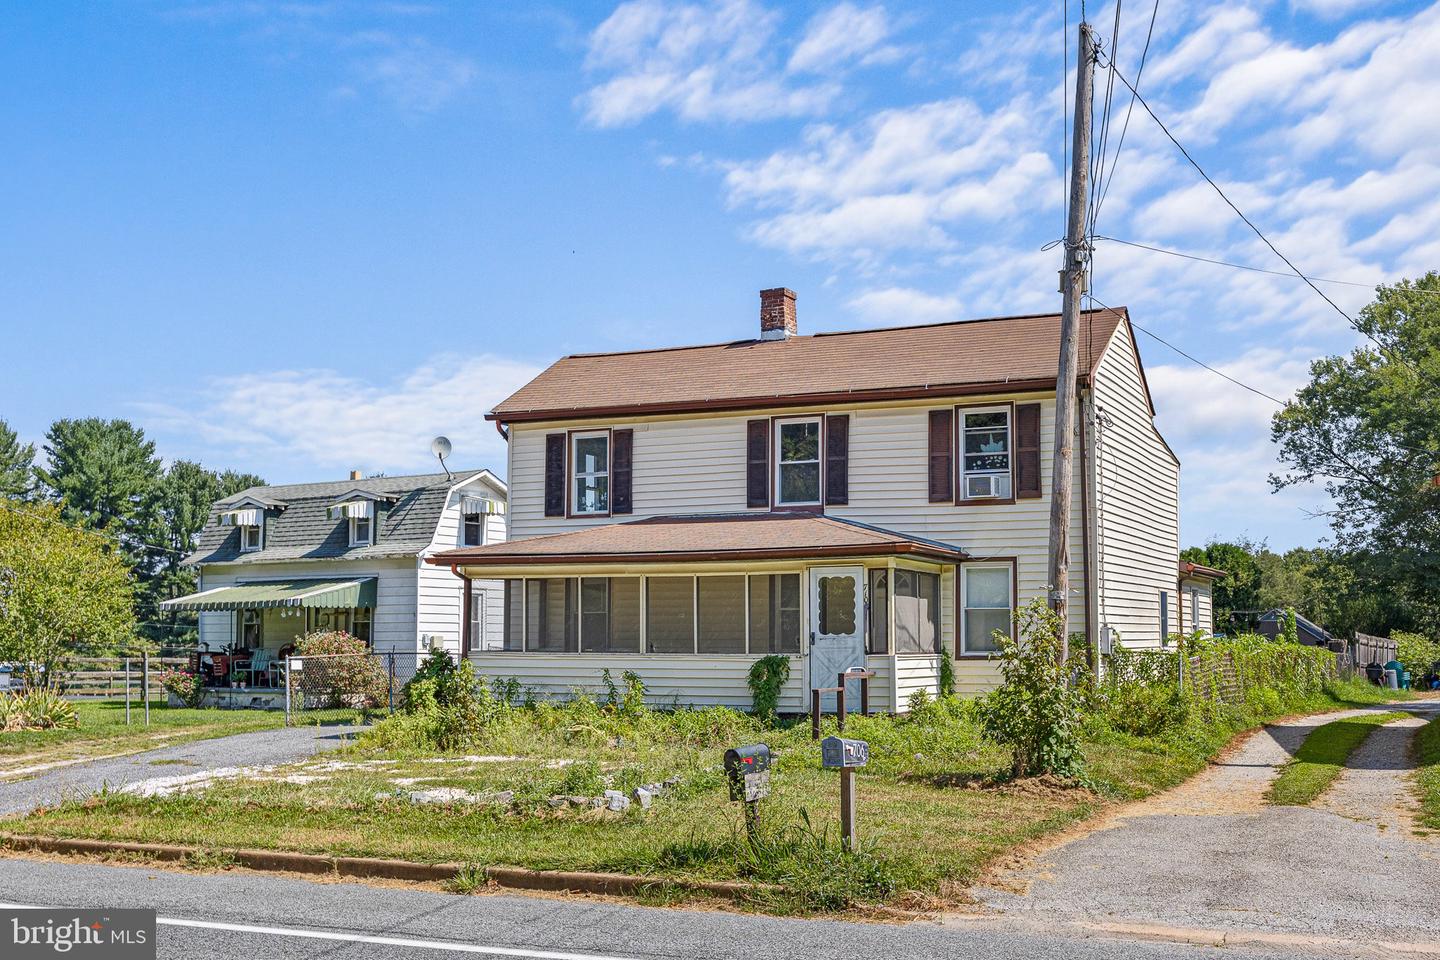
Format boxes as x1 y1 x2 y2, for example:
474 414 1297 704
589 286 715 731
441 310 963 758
808 566 866 711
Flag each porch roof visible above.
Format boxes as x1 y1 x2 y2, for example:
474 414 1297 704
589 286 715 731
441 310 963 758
159 577 378 612
428 513 967 568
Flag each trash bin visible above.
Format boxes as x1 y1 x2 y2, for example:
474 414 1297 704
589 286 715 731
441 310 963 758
1384 659 1405 690
1383 669 1399 690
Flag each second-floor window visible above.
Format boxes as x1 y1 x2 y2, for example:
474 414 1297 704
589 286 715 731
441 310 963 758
572 431 609 515
349 515 372 546
239 524 263 552
961 407 1012 499
775 418 821 506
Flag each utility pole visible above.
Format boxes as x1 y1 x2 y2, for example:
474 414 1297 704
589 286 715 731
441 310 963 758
1048 21 1095 664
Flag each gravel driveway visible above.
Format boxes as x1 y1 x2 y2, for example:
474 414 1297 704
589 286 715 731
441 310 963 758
0 724 363 816
976 701 1440 947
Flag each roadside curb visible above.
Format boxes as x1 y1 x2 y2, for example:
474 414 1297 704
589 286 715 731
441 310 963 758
0 833 766 901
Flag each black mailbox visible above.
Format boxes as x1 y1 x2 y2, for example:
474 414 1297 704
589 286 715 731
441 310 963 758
724 744 772 802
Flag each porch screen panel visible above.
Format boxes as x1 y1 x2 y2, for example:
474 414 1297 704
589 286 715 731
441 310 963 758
502 580 524 651
747 574 801 655
580 578 609 652
527 578 577 652
894 570 942 654
698 576 746 654
608 578 642 653
645 577 694 653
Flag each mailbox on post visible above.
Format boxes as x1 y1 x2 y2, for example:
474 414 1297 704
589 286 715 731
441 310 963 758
724 744 772 802
820 736 869 769
724 744 771 840
820 736 869 849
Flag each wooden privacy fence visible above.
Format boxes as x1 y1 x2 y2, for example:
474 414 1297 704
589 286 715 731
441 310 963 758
1351 632 1398 667
56 657 188 699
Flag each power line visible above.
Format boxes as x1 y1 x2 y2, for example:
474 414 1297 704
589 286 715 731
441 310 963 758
1100 58 1421 373
1086 291 1440 458
1093 0 1159 223
1093 235 1440 295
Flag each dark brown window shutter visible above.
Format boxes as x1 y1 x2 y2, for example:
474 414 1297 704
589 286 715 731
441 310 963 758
611 429 633 514
1016 403 1042 498
746 419 769 508
824 414 849 505
928 409 953 503
543 433 566 517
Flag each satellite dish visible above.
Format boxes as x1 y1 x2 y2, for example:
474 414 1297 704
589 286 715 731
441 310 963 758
430 436 453 480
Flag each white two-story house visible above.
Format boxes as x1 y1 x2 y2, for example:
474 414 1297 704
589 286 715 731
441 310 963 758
429 288 1192 712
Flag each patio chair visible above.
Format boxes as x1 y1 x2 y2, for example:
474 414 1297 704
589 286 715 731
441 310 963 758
250 649 277 688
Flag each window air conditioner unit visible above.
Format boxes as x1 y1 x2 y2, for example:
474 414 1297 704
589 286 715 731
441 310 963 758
966 474 1001 499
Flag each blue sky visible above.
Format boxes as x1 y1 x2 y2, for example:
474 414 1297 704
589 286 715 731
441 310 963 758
4 0 1437 551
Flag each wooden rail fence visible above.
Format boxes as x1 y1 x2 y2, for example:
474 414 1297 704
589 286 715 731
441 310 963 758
56 657 188 699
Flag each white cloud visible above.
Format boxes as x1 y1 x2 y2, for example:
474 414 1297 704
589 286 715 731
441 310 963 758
579 0 843 126
788 4 896 73
347 35 477 112
723 97 1057 259
847 286 963 323
137 354 541 477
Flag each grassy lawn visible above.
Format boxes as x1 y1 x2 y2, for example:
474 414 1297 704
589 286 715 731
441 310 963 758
1413 713 1440 831
1266 710 1409 806
2 679 1409 912
0 701 285 775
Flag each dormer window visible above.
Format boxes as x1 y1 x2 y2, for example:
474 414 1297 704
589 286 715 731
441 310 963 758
350 515 372 546
239 524 263 552
463 512 484 547
220 502 277 552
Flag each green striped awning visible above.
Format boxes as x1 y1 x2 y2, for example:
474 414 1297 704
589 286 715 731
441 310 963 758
159 578 377 612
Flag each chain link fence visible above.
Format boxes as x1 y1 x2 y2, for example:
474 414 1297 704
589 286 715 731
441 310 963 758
283 651 428 725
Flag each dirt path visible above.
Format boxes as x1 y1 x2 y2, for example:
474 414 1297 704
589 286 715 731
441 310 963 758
972 700 1440 948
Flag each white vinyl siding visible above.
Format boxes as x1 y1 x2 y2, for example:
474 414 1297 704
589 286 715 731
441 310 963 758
1091 323 1181 649
417 475 508 655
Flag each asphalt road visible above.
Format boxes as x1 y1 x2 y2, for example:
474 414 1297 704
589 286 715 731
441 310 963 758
0 725 361 815
0 858 1327 960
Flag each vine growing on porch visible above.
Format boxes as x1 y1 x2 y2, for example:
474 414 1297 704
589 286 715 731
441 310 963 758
747 655 791 720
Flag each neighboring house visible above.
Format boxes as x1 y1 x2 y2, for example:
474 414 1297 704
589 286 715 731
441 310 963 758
1177 561 1225 637
429 288 1183 711
163 470 508 666
1256 608 1336 648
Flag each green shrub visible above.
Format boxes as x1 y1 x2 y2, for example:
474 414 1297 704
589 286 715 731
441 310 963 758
938 648 956 697
0 688 79 731
976 600 1085 779
747 655 791 719
1280 608 1300 645
1395 631 1440 678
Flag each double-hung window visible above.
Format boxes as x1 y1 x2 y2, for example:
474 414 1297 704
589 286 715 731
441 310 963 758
961 564 1013 654
239 524 263 552
775 418 821 506
961 407 1012 499
571 432 609 515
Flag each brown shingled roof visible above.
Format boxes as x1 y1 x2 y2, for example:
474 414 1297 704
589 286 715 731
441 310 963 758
489 308 1128 423
428 513 967 567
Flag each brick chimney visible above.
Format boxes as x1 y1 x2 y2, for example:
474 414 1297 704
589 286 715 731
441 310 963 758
760 287 797 340
350 470 362 480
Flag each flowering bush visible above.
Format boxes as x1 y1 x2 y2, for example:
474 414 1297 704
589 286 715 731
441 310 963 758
160 667 205 708
291 630 388 709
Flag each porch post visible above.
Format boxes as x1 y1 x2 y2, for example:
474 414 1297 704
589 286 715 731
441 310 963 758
461 574 473 656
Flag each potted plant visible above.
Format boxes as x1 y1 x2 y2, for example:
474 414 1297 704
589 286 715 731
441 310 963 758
229 667 245 690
